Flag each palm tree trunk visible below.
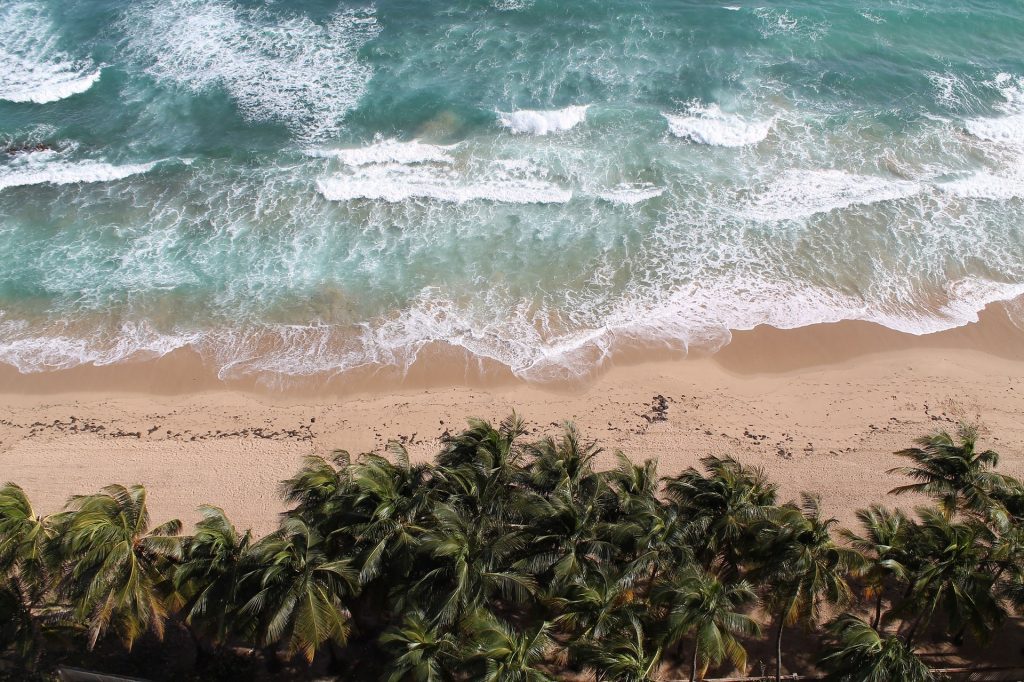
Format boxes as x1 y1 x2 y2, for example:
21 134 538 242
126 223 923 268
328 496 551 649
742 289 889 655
904 611 926 648
20 579 45 672
690 643 699 682
187 626 209 670
263 644 283 673
895 579 918 638
327 641 342 674
872 591 884 630
774 617 784 682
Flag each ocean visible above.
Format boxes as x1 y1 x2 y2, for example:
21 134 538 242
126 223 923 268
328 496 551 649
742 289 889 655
1 0 1022 383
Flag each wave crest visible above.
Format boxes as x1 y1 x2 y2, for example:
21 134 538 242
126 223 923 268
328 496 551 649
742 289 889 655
0 2 101 104
0 152 161 192
663 103 773 147
497 105 589 135
317 164 571 204
744 169 922 221
306 139 456 166
123 0 380 140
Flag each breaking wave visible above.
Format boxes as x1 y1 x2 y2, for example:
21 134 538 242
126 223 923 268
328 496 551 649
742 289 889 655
0 2 101 104
663 103 773 147
316 164 571 204
0 152 161 192
744 169 922 221
122 0 380 139
497 106 589 135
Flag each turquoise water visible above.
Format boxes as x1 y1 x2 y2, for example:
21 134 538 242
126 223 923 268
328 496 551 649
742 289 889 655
1 0 1023 381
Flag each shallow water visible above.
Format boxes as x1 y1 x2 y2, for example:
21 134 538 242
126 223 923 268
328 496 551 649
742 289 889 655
1 0 1023 382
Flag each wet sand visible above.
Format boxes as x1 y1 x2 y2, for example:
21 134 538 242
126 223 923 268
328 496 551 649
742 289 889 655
1 304 1023 536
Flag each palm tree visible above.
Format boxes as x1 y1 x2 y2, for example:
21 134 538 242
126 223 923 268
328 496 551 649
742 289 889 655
840 506 912 629
819 614 933 681
889 425 1015 521
348 442 434 585
436 415 526 485
471 613 555 682
605 455 691 592
656 567 760 681
431 419 533 535
608 453 660 516
278 451 355 533
896 506 1003 646
755 494 861 682
524 422 604 498
0 483 59 667
333 443 437 637
379 611 461 682
666 455 778 578
519 483 615 590
549 566 643 642
174 505 252 646
415 502 537 626
615 502 691 595
241 516 357 663
53 484 182 650
575 620 662 682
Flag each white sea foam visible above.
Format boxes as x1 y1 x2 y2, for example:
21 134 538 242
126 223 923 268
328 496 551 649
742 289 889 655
3 270 1024 381
963 74 1024 146
663 104 773 147
317 164 571 204
306 139 455 166
497 105 589 135
927 71 983 111
123 0 380 139
994 72 1024 108
596 184 665 205
0 154 161 192
965 112 1024 147
937 167 1024 200
955 74 1024 196
209 275 1024 381
754 8 829 41
0 68 101 104
0 2 101 104
745 169 922 221
0 318 202 373
492 0 534 9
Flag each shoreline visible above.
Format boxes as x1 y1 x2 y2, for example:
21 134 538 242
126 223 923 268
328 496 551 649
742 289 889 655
1 303 1023 536
1 300 1022 397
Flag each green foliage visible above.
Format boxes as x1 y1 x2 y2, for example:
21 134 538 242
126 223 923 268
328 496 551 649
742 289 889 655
470 612 554 682
0 419 1019 681
0 483 57 668
820 614 933 682
240 517 357 662
174 505 251 645
575 619 663 682
53 484 182 651
665 455 777 578
889 425 1019 522
379 611 460 682
655 566 760 679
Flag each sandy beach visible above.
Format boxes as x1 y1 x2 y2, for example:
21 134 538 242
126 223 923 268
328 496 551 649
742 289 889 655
2 304 1023 537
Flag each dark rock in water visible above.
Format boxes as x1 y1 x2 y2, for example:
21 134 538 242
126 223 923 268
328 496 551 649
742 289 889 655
4 142 53 156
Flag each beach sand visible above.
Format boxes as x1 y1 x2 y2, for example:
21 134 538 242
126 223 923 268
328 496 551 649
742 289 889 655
1 304 1023 536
